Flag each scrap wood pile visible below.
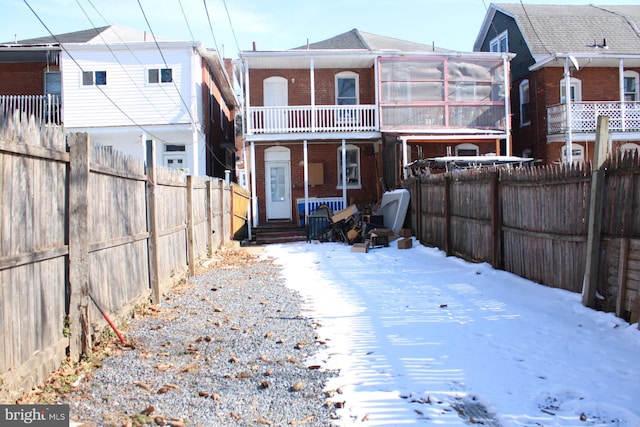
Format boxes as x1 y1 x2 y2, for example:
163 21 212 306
306 203 412 252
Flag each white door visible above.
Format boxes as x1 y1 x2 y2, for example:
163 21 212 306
264 77 288 131
265 161 291 220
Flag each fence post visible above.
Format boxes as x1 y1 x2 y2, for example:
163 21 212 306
413 177 422 240
186 175 195 277
582 115 609 308
206 180 214 257
68 132 91 359
219 180 225 246
490 171 502 269
146 140 160 304
444 175 452 256
229 183 235 241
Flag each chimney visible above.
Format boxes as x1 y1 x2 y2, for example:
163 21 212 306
252 41 257 51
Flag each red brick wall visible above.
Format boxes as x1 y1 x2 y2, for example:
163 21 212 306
513 66 640 164
248 67 374 106
0 62 47 95
253 142 381 223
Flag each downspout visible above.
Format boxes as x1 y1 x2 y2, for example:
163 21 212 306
244 59 251 136
564 57 573 163
620 59 625 132
401 136 408 180
503 54 512 156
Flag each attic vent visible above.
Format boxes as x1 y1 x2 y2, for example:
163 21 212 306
591 38 608 49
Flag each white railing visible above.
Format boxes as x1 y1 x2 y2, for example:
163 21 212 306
248 104 377 134
547 101 640 135
0 94 61 124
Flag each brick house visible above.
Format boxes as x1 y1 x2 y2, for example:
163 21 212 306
239 29 513 226
474 3 640 164
1 25 237 178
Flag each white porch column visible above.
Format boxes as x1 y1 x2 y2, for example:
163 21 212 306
341 139 347 206
303 139 309 222
564 58 573 163
310 58 316 132
244 60 251 134
620 59 626 132
503 54 512 156
250 141 258 227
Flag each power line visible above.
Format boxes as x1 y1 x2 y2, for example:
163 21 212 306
22 0 174 146
178 0 196 42
202 0 221 56
222 0 241 55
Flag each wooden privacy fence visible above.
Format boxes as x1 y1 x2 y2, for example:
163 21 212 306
0 114 249 402
404 151 640 324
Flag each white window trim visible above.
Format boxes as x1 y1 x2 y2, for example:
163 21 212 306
560 77 582 103
337 144 361 189
490 30 508 53
620 142 640 156
623 70 639 101
519 79 531 126
335 71 359 105
455 143 479 156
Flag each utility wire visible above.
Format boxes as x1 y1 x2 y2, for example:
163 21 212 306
22 0 173 145
136 0 198 128
178 0 196 42
222 0 241 55
202 0 221 56
74 0 169 122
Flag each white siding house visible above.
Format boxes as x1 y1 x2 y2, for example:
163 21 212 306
60 25 229 176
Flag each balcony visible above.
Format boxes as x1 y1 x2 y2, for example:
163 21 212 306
247 104 377 135
0 94 61 125
547 102 640 135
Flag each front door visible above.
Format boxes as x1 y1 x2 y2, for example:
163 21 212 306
265 161 291 220
264 146 292 221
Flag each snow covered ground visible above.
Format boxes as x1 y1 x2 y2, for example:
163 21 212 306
263 238 640 427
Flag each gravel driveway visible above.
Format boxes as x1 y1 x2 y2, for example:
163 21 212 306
64 248 338 426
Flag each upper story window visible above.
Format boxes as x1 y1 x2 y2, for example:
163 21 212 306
624 70 639 101
560 77 582 103
519 79 531 126
45 71 61 96
490 30 508 52
337 144 360 189
149 68 173 84
336 72 359 105
82 71 106 86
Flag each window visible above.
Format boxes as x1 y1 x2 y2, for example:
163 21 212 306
620 142 640 157
490 30 508 52
148 68 173 84
561 144 584 163
455 143 479 156
560 77 581 103
519 79 531 126
337 144 360 188
336 72 358 105
164 144 186 169
45 71 61 96
82 71 107 86
623 71 639 101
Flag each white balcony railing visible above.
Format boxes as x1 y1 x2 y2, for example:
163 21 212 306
247 104 377 134
547 101 640 135
0 94 62 125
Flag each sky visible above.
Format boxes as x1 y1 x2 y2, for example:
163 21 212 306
263 239 640 426
2 0 640 58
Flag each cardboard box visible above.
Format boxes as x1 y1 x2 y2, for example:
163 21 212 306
400 228 412 238
351 242 369 253
331 204 358 223
397 237 413 249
